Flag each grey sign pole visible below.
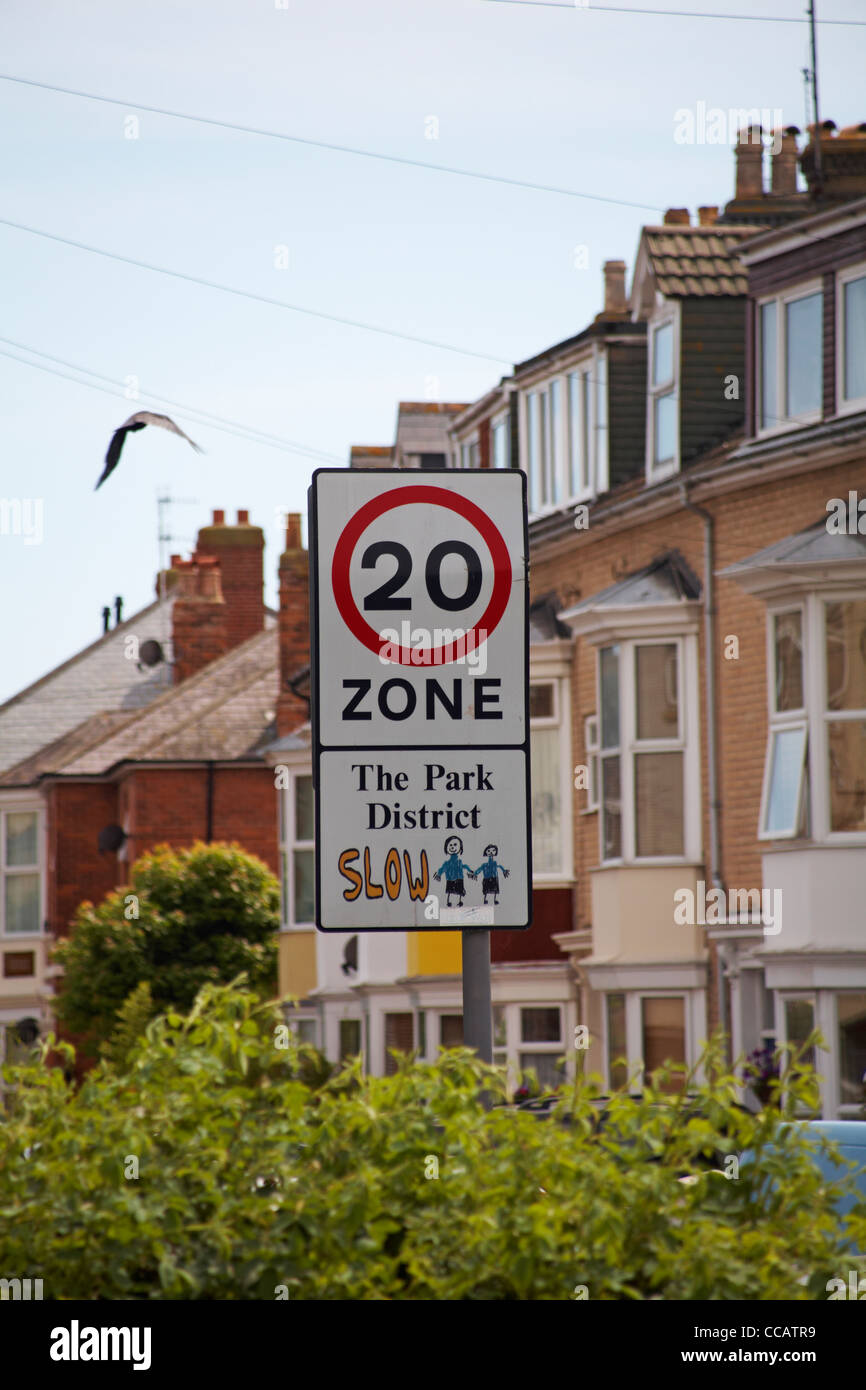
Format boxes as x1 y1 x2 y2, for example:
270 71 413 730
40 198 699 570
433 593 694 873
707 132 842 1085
462 929 492 1062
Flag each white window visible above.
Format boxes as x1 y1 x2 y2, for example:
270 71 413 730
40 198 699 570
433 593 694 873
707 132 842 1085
493 1002 568 1092
529 679 571 879
758 282 823 433
458 438 479 470
491 413 510 469
1 808 42 937
647 315 678 478
837 992 866 1111
837 263 866 415
605 990 691 1093
760 607 808 839
524 352 608 514
583 714 599 813
279 772 315 928
760 596 866 842
597 639 698 863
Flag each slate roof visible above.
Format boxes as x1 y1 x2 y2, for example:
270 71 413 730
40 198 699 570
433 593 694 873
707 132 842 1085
720 516 866 579
559 552 702 623
641 225 765 297
0 596 176 776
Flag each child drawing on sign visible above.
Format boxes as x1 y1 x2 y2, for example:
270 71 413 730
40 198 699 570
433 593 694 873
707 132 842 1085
473 843 510 905
433 836 476 906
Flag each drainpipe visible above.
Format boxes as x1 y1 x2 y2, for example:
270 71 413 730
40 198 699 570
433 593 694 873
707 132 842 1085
680 486 728 1044
205 760 215 842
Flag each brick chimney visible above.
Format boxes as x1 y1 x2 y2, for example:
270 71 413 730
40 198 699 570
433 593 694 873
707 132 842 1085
602 260 627 314
735 127 764 198
195 508 265 652
802 120 866 204
697 205 719 226
771 127 799 195
171 553 227 684
276 513 310 736
663 208 691 226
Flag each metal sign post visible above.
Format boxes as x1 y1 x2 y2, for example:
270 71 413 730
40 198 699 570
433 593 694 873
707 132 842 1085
309 468 531 1058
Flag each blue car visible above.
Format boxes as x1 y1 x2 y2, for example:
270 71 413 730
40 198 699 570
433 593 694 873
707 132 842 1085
741 1119 866 1255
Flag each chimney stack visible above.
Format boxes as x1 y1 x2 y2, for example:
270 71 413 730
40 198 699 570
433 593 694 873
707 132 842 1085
602 260 627 315
663 208 691 226
697 205 718 226
771 127 800 195
276 513 310 736
171 553 227 684
735 127 764 198
195 507 265 653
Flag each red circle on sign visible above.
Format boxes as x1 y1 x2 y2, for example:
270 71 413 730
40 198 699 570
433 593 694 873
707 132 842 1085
331 485 512 666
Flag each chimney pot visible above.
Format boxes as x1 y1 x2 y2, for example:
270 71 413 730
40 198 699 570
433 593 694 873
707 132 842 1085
237 509 249 525
771 127 800 196
663 208 691 226
212 509 225 525
697 205 718 226
285 513 303 551
170 553 181 567
602 260 627 314
735 127 765 198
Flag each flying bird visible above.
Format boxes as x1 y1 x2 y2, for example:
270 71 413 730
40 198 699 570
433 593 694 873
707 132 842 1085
95 412 203 489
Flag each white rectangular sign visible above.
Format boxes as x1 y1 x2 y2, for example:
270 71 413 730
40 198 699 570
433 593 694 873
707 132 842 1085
310 468 531 931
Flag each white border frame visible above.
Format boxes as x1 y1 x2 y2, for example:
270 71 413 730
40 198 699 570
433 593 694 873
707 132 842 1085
646 306 680 484
756 278 824 437
836 260 866 418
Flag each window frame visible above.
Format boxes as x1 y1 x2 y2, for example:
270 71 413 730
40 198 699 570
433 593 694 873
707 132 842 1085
279 768 315 930
522 349 609 517
490 411 510 470
836 260 866 417
529 672 573 883
597 636 698 865
582 714 600 814
646 308 679 483
756 279 824 437
0 803 44 939
603 989 693 1092
759 593 866 845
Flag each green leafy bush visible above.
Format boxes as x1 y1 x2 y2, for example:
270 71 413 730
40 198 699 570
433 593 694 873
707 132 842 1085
0 983 862 1300
52 841 279 1056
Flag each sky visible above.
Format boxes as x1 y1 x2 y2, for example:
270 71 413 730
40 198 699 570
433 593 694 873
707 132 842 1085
1 0 864 704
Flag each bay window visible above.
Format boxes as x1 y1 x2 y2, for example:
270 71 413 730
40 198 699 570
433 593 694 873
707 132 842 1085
491 413 510 469
758 283 823 431
597 639 696 863
529 677 572 880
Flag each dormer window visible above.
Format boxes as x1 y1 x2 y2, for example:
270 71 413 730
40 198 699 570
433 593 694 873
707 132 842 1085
837 262 866 415
758 282 823 432
648 314 678 479
524 351 608 515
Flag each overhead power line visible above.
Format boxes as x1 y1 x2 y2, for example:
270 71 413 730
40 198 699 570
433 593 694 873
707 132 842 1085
481 0 865 23
0 73 661 212
0 215 511 365
0 342 346 465
0 333 345 463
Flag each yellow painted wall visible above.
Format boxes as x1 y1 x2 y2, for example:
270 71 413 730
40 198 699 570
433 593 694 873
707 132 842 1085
278 931 317 1000
407 930 462 977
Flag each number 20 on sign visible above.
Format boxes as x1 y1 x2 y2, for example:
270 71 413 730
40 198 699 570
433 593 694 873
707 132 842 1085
309 468 531 931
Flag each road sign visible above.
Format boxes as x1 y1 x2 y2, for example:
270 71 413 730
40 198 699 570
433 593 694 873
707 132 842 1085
310 468 531 932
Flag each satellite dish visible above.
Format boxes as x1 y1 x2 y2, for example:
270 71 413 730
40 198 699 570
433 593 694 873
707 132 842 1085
97 824 127 854
138 639 164 669
15 1017 39 1046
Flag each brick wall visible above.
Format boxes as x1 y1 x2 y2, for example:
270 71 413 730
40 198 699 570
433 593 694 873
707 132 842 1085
46 781 120 935
529 455 866 1026
196 509 265 652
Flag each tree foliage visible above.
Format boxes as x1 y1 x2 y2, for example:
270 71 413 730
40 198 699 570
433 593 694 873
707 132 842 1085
52 842 278 1055
1 983 863 1300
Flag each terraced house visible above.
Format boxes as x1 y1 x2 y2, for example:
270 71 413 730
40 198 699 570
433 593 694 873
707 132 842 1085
275 124 866 1112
